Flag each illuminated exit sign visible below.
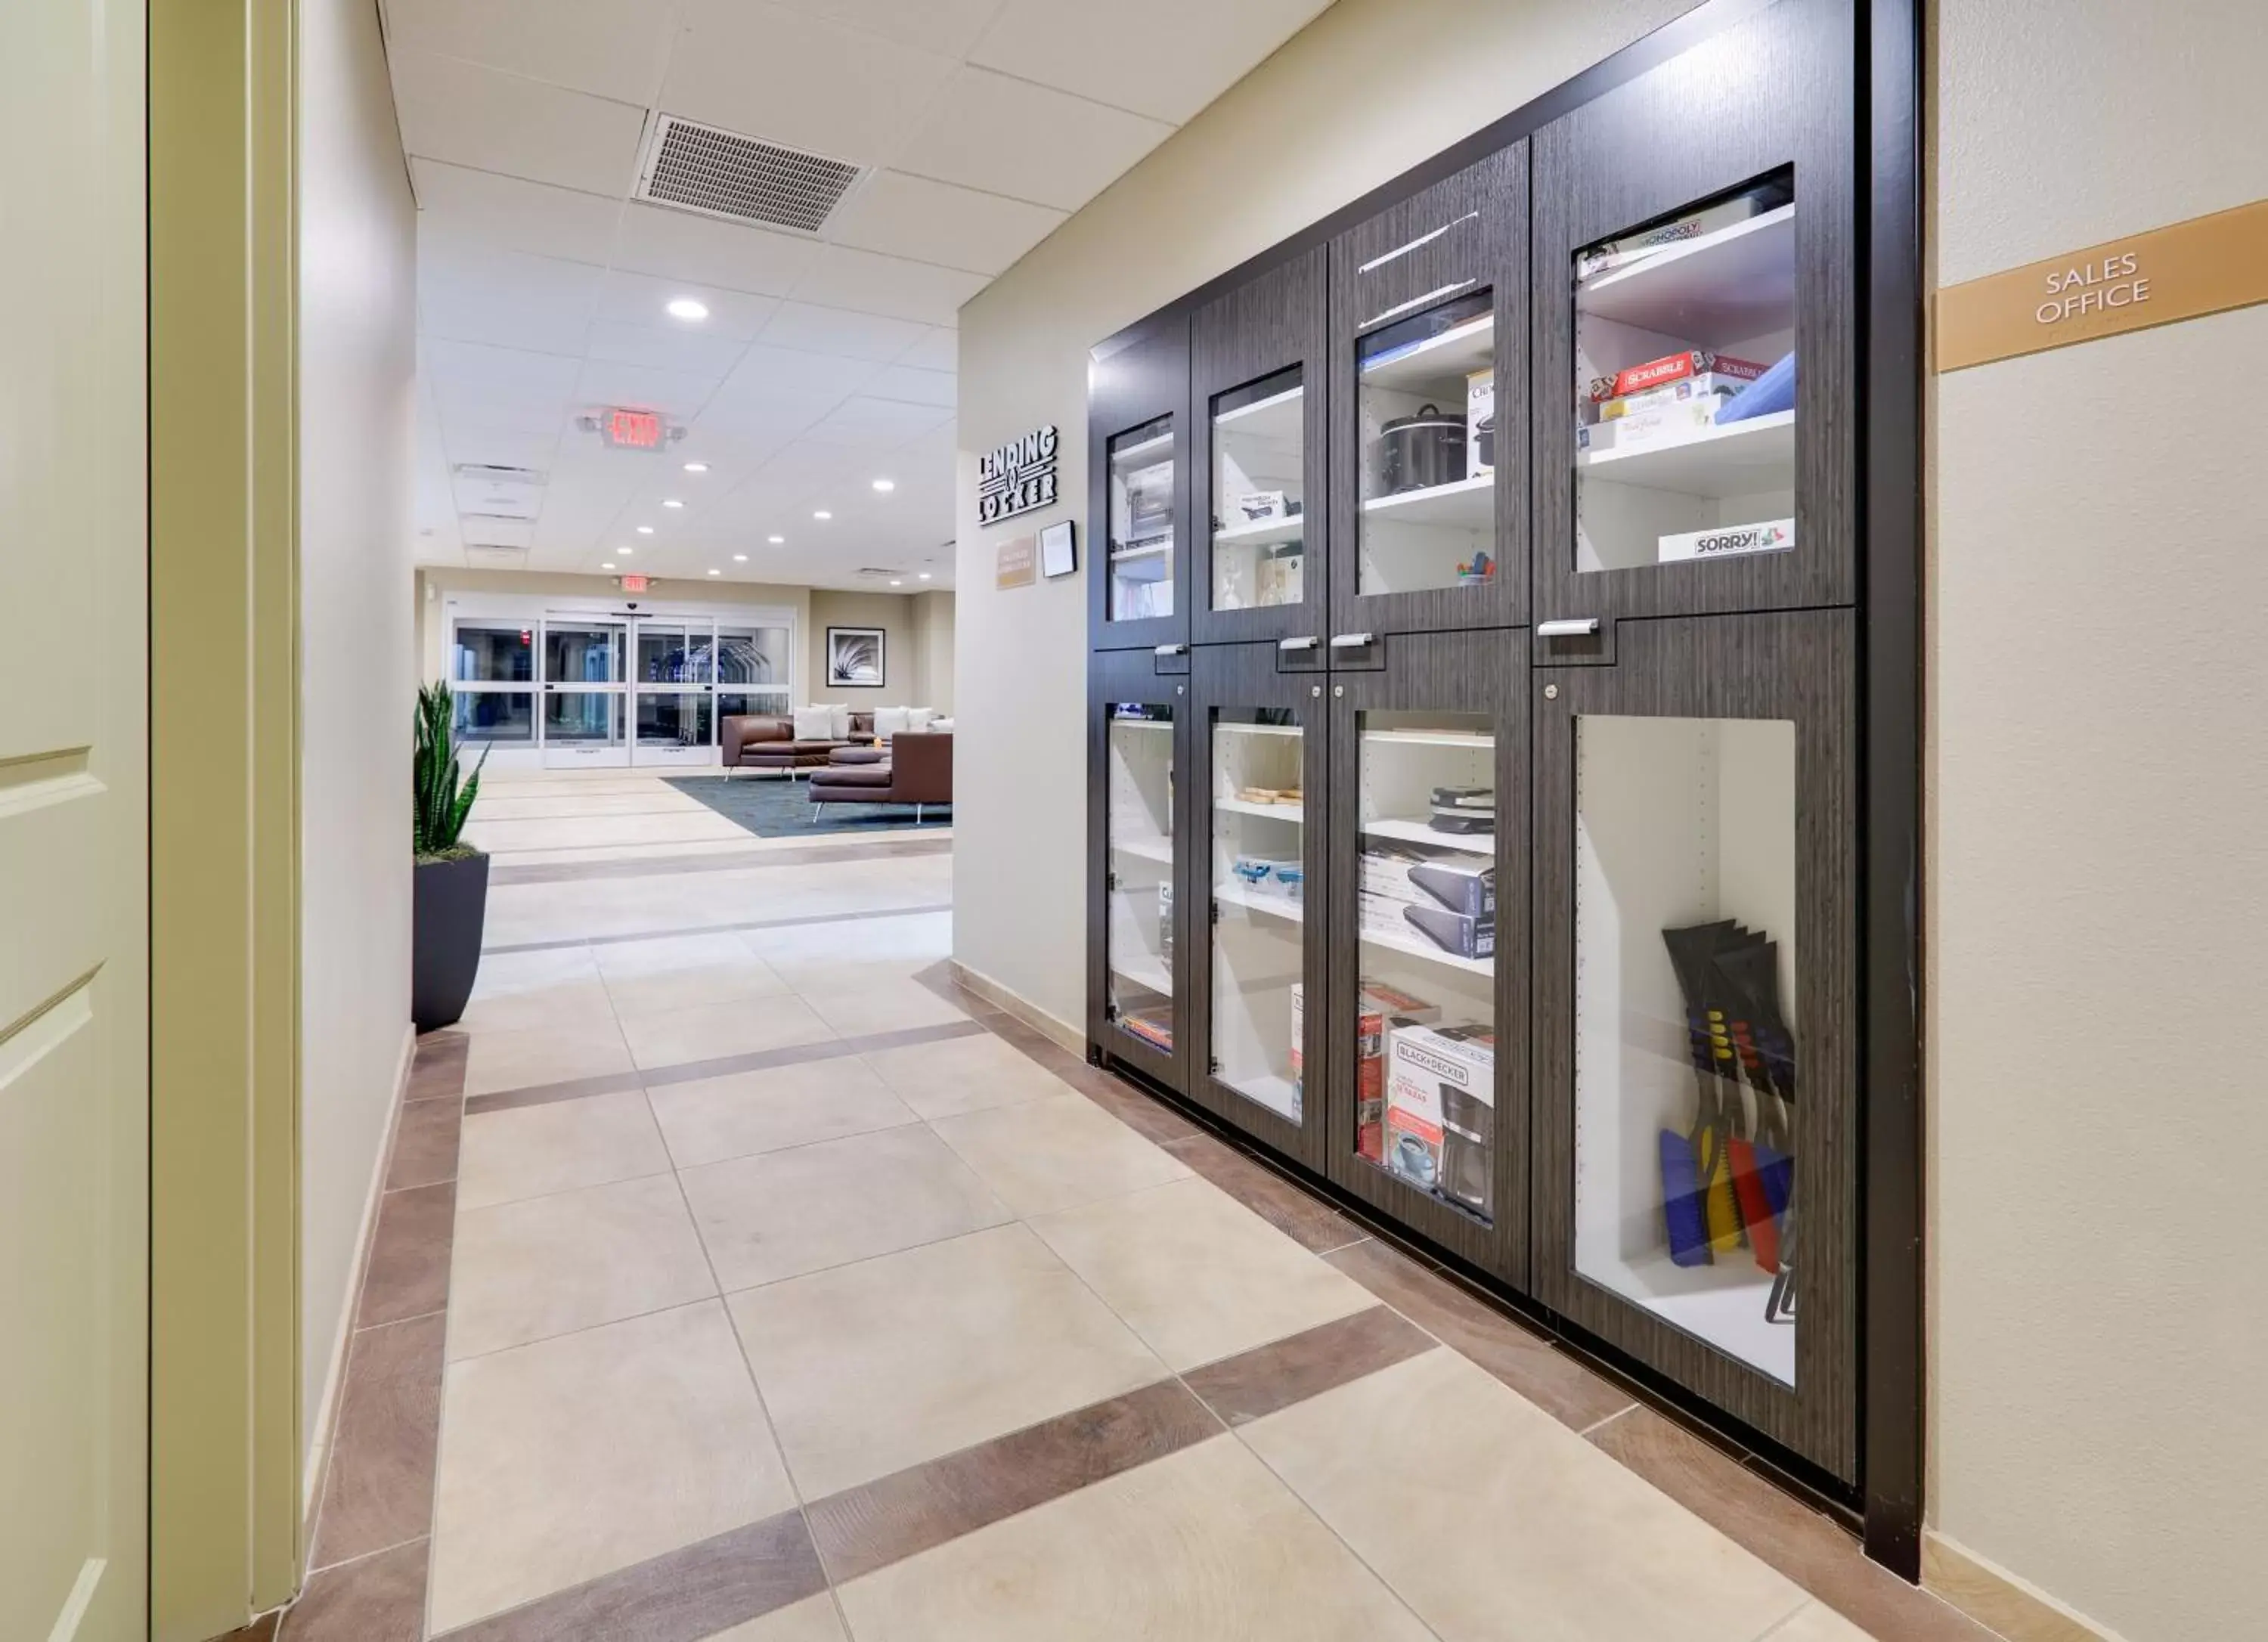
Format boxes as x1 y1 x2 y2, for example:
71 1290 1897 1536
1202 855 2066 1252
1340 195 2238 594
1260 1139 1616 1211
618 574 652 593
602 407 664 449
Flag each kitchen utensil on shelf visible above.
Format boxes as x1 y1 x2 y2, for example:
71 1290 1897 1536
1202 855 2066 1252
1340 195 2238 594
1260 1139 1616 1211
1375 404 1467 495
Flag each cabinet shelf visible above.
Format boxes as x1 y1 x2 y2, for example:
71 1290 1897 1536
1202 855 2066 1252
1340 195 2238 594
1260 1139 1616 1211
1361 729 1494 751
1109 717 1173 733
1213 513 1306 548
1362 474 1494 531
1223 1070 1301 1121
1361 314 1494 392
1110 953 1173 994
1216 797 1304 822
1214 721 1300 739
1362 814 1495 851
1579 204 1796 347
1359 924 1493 976
1581 1253 1796 1389
1111 833 1173 863
1111 431 1173 466
1214 385 1305 438
1576 408 1793 498
1214 878 1303 922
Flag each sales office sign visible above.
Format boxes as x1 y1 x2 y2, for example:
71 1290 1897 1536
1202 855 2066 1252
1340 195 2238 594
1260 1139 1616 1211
978 425 1059 525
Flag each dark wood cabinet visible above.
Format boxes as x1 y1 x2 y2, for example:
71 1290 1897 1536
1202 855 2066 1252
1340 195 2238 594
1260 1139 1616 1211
1086 647 1191 1092
1089 319 1192 652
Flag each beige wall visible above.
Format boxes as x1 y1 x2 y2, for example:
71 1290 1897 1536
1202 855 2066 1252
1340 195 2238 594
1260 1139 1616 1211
1928 3 2268 1637
954 0 1697 1027
910 590 957 714
810 589 916 704
296 0 417 1467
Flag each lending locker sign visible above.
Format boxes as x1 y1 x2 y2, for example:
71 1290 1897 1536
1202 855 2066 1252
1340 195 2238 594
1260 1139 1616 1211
978 426 1059 525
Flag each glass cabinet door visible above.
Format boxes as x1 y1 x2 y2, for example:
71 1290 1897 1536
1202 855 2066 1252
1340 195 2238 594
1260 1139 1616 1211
1207 368 1306 617
1102 702 1180 1070
1107 416 1177 625
1325 630 1527 1283
1532 609 1856 1481
1089 320 1191 652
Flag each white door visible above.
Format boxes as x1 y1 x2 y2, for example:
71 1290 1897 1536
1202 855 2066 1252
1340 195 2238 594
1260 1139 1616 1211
2 0 150 1633
629 618 717 768
541 618 629 770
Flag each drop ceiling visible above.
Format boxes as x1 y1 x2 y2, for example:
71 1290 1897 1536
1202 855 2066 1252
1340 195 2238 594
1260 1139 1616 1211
393 0 1334 593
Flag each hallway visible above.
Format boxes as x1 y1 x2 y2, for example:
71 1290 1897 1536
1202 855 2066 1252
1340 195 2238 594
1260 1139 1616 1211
283 776 1980 1642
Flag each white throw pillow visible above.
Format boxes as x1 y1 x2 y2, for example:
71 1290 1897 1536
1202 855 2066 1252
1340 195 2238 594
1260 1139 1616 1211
927 717 955 733
829 704 854 739
792 706 832 741
906 707 934 731
875 706 910 736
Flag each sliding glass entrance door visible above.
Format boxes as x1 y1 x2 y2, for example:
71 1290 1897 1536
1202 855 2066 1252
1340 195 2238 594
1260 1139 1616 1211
541 618 628 769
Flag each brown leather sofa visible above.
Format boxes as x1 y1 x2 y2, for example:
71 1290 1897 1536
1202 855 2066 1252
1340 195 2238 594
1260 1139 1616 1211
807 732 952 822
722 711 875 775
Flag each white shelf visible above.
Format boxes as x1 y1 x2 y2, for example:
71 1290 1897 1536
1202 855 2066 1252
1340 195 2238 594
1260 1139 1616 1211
1362 473 1494 531
1216 797 1304 823
1362 314 1494 392
1215 385 1304 439
1359 924 1493 977
1579 205 1796 347
1362 814 1495 851
1577 410 1795 499
1213 513 1306 549
1213 722 1300 739
1109 953 1173 994
1111 833 1173 863
1361 728 1495 751
1214 878 1303 922
1582 1249 1795 1388
1108 717 1172 733
1111 431 1173 466
1224 1070 1302 1122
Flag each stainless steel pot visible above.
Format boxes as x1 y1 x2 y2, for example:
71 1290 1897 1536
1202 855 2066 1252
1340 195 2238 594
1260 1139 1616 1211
1376 404 1467 495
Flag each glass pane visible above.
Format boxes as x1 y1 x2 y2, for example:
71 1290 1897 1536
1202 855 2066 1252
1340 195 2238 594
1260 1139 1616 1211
717 689 790 720
1574 172 1796 575
543 691 624 747
454 623 534 683
1573 713 1797 1385
717 625 791 687
1208 708 1304 1120
544 622 623 684
637 624 708 684
1108 415 1174 622
635 692 714 749
1356 290 1498 597
1353 712 1497 1220
454 690 533 744
1210 367 1305 612
1105 703 1176 1053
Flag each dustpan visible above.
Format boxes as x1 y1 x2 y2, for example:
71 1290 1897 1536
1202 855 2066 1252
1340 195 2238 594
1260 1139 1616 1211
1659 924 1746 1265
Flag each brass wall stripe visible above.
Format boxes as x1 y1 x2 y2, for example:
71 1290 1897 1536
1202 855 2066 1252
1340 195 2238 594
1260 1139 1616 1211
1935 197 2268 371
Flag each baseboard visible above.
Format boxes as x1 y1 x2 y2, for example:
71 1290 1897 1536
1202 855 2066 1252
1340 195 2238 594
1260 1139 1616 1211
299 1021 417 1532
947 961 1084 1055
1923 1532 2127 1642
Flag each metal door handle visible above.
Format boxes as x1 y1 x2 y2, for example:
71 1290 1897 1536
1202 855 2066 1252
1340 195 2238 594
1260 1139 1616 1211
1537 618 1600 637
1328 632 1376 649
1278 636 1318 652
1153 643 1187 656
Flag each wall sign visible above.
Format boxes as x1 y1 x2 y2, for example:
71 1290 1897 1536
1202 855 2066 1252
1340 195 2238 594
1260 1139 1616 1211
978 426 1059 524
1936 197 2268 371
995 534 1036 590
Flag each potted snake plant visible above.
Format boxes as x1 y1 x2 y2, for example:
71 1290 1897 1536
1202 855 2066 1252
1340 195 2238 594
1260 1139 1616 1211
412 681 491 1032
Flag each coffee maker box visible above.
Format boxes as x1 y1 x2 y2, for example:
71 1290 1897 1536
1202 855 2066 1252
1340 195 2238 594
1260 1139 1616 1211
1467 368 1495 479
1299 980 1439 1161
1384 1022 1496 1207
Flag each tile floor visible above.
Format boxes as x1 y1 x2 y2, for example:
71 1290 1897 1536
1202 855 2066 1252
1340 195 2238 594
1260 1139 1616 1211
286 772 1996 1642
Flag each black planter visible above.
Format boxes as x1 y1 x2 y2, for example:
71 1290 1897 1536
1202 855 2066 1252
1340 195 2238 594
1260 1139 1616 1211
413 850 489 1033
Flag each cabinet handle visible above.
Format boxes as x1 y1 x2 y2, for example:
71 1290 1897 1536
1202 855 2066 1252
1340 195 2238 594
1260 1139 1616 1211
1153 643 1187 656
1537 618 1600 638
1328 632 1376 649
1278 635 1318 652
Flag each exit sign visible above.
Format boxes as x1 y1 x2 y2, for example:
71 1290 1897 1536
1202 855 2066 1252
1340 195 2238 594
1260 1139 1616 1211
602 407 664 450
618 574 652 593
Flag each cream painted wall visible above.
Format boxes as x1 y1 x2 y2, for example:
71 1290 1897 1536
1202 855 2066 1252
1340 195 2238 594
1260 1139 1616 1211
955 0 1698 1027
1928 3 2268 1637
810 589 916 705
911 590 957 714
296 0 417 1462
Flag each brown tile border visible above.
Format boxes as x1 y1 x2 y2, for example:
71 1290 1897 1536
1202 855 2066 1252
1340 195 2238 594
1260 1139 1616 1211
355 1181 455 1329
981 1012 1204 1147
430 1510 829 1642
280 1538 429 1641
1182 1306 1436 1427
806 1379 1219 1584
484 900 955 956
461 1018 991 1115
490 834 950 887
385 1097 462 1191
308 1313 446 1572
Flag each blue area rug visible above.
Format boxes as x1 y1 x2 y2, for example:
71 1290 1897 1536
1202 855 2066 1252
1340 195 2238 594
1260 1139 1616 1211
665 773 948 836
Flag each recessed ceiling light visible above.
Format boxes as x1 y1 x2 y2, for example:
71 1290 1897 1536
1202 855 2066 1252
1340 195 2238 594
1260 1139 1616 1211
618 547 634 556
871 478 895 492
683 461 709 473
637 525 655 534
813 510 832 521
602 561 617 570
666 298 710 321
733 553 748 562
889 578 903 587
767 534 785 544
919 572 932 581
708 568 721 576
662 499 683 509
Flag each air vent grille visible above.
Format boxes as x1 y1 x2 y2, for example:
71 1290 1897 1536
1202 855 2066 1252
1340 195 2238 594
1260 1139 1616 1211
452 463 546 485
637 115 863 234
463 545 529 570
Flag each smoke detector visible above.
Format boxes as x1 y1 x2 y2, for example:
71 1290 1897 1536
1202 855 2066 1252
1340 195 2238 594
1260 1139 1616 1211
634 114 865 234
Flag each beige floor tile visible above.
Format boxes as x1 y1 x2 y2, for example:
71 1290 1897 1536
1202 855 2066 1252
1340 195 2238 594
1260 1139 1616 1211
1766 1603 1878 1640
649 1058 921 1169
596 932 790 1016
619 993 837 1069
429 1300 797 1632
860 1030 1072 1120
730 1222 1165 1498
799 977 968 1037
461 1018 634 1097
457 1089 671 1210
834 1433 1434 1642
1030 1177 1374 1371
447 1173 717 1359
463 810 750 852
681 1124 1011 1290
930 1095 1191 1217
460 946 617 1035
708 1595 851 1642
1238 1347 1808 1642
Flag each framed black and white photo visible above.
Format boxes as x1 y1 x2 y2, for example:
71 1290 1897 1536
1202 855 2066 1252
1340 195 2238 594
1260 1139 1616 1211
1041 519 1077 578
825 626 886 688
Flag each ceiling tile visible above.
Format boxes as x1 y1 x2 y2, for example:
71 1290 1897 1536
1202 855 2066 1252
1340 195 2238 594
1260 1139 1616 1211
412 160 626 265
574 359 727 420
716 342 885 404
584 318 754 377
862 364 956 407
757 302 928 362
752 0 1004 56
825 169 1066 275
800 395 954 447
435 423 560 475
612 203 823 298
385 0 677 105
895 68 1173 211
793 244 988 327
968 0 1332 125
392 48 646 197
419 244 603 356
593 271 782 340
893 326 959 370
661 1 958 165
427 339 584 435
